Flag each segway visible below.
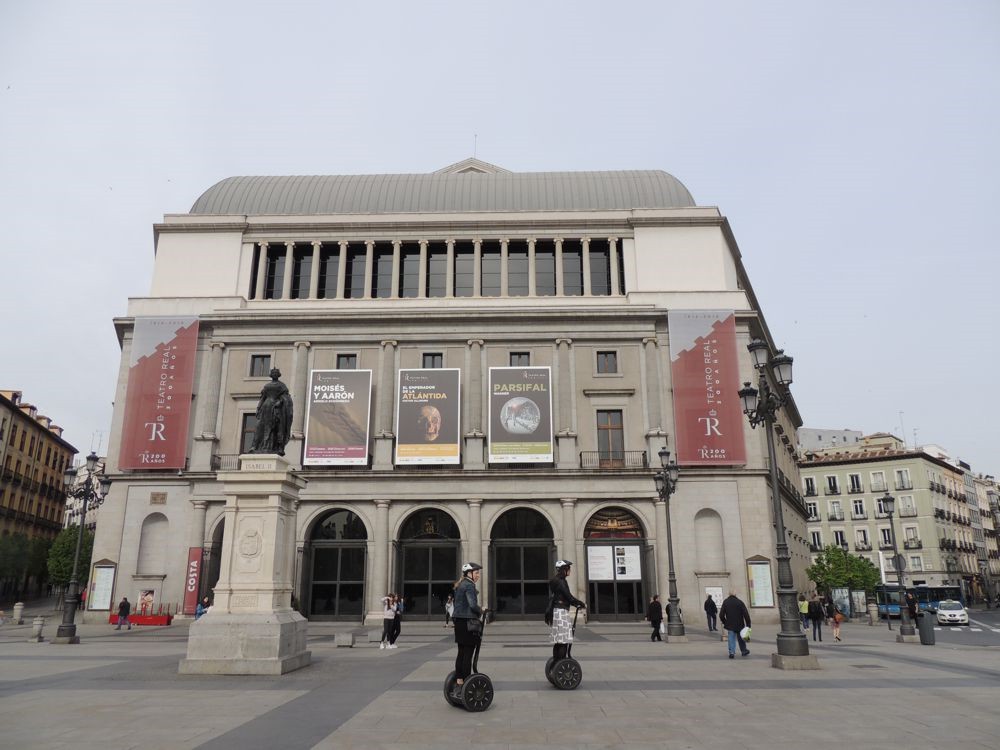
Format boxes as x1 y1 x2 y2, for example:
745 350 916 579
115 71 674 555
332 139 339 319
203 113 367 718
443 610 494 712
544 605 583 690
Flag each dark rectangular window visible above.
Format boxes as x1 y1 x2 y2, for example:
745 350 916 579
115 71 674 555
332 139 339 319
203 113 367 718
535 240 556 296
481 241 501 297
454 241 474 297
507 240 529 296
596 351 618 374
399 242 421 298
615 243 626 294
509 352 530 366
318 243 340 299
597 410 624 465
264 245 287 299
250 354 271 377
423 353 443 368
426 241 447 298
290 243 312 299
372 242 394 298
344 242 367 299
562 240 583 296
240 414 258 454
589 239 611 296
336 354 358 369
249 243 261 299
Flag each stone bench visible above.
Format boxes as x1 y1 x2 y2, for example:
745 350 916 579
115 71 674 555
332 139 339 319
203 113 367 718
334 632 355 648
367 630 382 643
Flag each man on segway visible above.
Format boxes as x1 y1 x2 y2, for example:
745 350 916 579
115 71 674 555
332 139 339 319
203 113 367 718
547 560 585 665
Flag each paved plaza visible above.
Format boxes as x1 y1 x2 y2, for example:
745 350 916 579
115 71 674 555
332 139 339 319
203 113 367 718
2 603 999 750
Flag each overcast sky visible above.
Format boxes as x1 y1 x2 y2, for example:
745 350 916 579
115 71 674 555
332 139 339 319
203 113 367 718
2 2 997 474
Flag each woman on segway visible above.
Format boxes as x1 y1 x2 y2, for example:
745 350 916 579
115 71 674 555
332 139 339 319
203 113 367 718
451 561 484 698
549 560 585 664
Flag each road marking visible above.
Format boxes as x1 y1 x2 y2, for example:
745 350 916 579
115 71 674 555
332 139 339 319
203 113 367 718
933 627 942 631
970 628 982 632
969 617 998 631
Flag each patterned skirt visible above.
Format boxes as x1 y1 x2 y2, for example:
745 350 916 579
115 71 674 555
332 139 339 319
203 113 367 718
549 607 573 644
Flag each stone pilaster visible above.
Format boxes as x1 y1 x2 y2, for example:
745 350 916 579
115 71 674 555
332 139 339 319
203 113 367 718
555 338 577 468
464 339 486 469
373 340 397 469
192 341 226 471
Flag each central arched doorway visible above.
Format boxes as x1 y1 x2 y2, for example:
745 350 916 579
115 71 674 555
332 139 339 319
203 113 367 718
396 509 460 619
306 509 367 620
584 507 648 621
489 507 555 618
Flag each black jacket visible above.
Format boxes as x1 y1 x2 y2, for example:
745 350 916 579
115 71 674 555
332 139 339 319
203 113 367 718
704 597 718 615
549 574 585 610
718 595 751 632
118 599 131 617
807 600 825 621
647 601 663 621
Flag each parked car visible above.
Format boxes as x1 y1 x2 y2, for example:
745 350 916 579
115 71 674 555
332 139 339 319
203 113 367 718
935 600 969 625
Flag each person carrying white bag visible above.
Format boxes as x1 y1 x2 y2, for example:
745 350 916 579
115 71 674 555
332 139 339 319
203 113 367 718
719 589 751 659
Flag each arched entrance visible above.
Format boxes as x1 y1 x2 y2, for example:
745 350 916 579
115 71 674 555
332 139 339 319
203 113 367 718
396 509 460 619
489 507 555 618
204 519 225 599
306 509 367 620
584 507 647 621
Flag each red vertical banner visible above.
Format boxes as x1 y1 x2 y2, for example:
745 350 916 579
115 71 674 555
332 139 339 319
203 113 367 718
119 316 200 469
668 310 746 465
182 547 203 615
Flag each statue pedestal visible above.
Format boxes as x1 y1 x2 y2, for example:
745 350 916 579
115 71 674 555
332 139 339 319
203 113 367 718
179 455 311 675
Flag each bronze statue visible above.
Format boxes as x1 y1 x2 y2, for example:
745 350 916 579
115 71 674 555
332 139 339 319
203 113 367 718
250 368 293 455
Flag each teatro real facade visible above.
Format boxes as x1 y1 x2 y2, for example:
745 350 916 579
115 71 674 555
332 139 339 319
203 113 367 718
88 158 810 625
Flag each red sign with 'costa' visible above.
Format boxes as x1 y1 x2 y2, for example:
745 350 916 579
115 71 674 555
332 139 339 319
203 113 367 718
118 316 200 470
668 310 746 465
182 547 203 615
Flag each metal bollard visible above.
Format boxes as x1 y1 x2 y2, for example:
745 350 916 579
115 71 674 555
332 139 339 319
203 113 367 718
29 616 46 642
12 602 25 625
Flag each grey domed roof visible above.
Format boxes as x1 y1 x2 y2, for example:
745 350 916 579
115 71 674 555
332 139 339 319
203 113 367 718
190 161 695 215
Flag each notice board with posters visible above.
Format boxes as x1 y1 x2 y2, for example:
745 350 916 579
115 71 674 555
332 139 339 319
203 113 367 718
304 370 372 465
747 558 775 608
488 367 553 463
395 368 461 465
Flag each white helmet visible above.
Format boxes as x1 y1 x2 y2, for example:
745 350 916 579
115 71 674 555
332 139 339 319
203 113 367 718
555 560 573 570
462 562 483 574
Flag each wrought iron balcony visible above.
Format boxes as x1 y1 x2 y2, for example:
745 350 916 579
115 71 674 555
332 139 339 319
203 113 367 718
579 451 648 469
825 487 841 495
854 542 872 551
828 511 845 521
899 507 918 517
851 512 869 520
879 541 894 550
904 539 922 549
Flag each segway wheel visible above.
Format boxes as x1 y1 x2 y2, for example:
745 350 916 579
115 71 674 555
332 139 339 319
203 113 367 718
552 658 582 690
443 671 464 708
544 656 557 686
461 673 494 712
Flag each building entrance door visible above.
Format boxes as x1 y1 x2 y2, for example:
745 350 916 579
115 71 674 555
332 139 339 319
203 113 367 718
583 507 647 621
396 509 460 619
489 508 554 618
306 509 367 620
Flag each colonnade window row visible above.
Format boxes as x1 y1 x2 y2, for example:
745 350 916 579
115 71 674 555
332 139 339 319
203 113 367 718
249 237 626 301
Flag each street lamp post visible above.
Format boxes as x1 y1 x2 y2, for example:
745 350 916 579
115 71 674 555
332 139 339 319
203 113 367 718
56 452 111 644
653 447 684 637
738 339 812 663
880 492 916 637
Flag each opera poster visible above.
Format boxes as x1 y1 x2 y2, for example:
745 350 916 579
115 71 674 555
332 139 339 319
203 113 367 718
303 370 372 465
488 367 553 463
668 310 747 465
395 368 461 465
119 316 200 470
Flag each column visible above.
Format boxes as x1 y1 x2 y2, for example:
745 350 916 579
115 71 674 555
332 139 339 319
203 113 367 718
290 341 311 437
643 336 667 459
363 240 374 299
582 238 592 296
609 237 621 296
555 338 577 469
418 240 428 297
336 241 347 299
373 340 397 469
281 242 294 300
464 339 485 469
500 238 509 297
255 242 268 299
467 498 483 570
527 238 537 296
473 239 482 297
446 240 455 298
190 500 208 549
308 241 321 299
561 498 576 564
371 500 390 617
390 240 401 298
554 238 564 296
192 341 225 471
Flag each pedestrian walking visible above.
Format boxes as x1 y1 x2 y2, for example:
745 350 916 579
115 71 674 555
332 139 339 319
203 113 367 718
831 603 845 641
904 591 918 622
798 593 810 631
380 593 396 649
719 590 751 658
646 594 663 641
808 594 824 642
115 596 132 630
444 593 454 627
451 562 484 699
704 594 718 631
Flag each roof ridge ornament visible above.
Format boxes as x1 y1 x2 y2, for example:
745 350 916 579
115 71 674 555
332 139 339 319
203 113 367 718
433 157 511 175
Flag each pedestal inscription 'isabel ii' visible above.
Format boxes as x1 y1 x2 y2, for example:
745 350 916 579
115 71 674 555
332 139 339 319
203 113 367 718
250 368 293 455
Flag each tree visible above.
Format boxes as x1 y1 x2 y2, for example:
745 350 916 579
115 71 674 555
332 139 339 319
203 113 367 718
0 533 30 596
806 544 881 593
47 526 94 589
27 537 53 592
